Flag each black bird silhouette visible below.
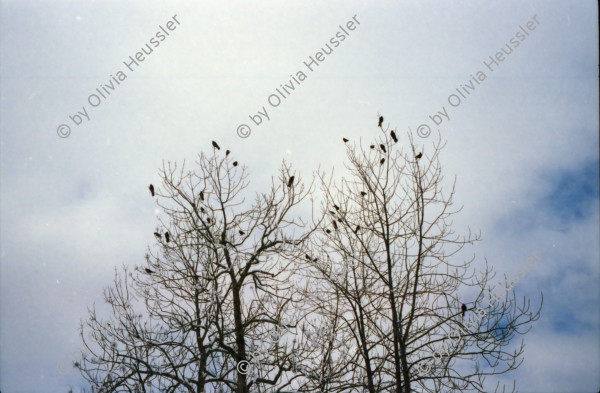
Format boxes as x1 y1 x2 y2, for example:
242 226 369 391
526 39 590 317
239 230 245 235
226 149 231 156
287 176 295 187
212 141 220 150
233 161 238 166
326 229 331 234
380 144 387 153
206 218 211 223
200 191 205 201
332 221 338 230
370 145 375 149
343 138 349 143
360 191 367 197
354 225 360 234
334 204 340 211
305 254 311 260
380 158 385 165
145 268 154 274
415 152 423 160
390 130 398 143
148 184 155 197
165 232 170 243
200 207 205 213
154 232 161 240
378 116 383 127
461 304 467 317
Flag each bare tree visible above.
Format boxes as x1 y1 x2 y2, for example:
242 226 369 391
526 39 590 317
78 151 319 393
298 123 542 393
77 119 541 393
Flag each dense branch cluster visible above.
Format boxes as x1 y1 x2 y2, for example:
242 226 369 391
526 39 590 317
77 122 541 393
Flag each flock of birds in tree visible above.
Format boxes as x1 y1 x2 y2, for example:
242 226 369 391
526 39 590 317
144 140 289 275
148 186 171 255
344 117 465 317
343 115 422 161
212 141 239 166
146 135 467 320
146 121 416 269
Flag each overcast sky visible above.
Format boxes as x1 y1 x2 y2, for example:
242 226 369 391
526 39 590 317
1 0 598 392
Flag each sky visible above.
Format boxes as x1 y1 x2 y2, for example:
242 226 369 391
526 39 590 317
0 0 598 392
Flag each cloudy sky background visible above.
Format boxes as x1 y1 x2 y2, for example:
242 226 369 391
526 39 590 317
1 0 598 392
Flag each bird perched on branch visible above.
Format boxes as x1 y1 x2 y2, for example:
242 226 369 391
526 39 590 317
343 138 349 143
378 116 383 127
154 232 161 240
390 130 398 143
354 225 360 234
239 230 245 235
226 149 230 156
145 268 154 274
360 191 367 197
148 184 155 197
200 191 204 201
212 141 220 150
370 145 375 149
165 232 170 243
415 152 423 160
332 221 338 230
380 158 385 165
380 144 387 153
233 161 238 167
287 176 295 188
461 304 467 317
334 204 340 211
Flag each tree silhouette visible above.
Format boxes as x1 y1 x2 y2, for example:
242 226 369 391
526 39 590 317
297 124 542 393
78 152 319 393
78 117 542 393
